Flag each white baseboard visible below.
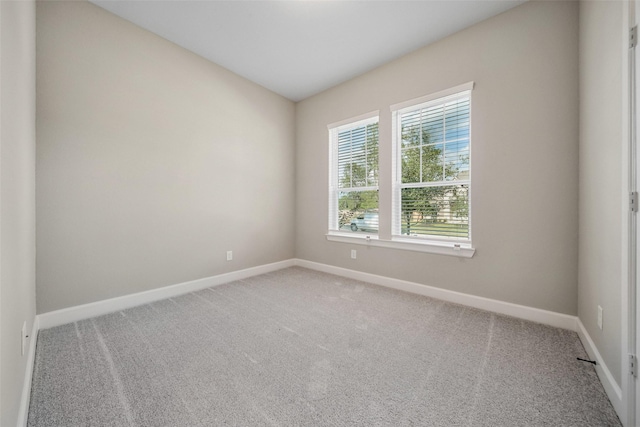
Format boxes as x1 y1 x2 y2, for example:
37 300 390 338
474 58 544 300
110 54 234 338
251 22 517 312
37 257 578 332
294 259 578 331
38 259 295 329
17 315 39 427
30 258 626 425
294 260 628 417
576 319 624 421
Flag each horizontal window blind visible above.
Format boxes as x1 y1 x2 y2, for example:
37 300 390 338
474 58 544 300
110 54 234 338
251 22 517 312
329 116 379 234
394 89 471 241
400 185 468 238
338 122 379 189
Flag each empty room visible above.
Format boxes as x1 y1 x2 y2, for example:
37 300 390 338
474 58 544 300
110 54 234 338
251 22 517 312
1 0 636 425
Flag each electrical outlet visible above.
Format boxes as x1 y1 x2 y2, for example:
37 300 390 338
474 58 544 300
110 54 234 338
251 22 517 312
21 321 27 356
597 305 603 330
226 251 233 261
351 249 357 259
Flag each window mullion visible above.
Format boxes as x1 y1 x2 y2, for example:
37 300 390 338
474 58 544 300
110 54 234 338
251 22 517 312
341 186 379 192
442 104 447 181
349 129 353 188
400 180 469 189
365 126 369 187
419 110 423 183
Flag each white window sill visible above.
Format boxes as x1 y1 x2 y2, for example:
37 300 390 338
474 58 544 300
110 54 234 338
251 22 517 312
325 232 475 258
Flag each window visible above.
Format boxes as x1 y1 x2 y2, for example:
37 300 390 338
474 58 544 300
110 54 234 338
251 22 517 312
327 82 474 257
328 113 379 235
392 85 472 244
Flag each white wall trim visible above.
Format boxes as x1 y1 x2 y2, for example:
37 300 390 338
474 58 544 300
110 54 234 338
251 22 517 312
36 257 580 332
624 2 635 427
31 258 626 425
38 260 295 329
389 81 475 112
325 234 476 258
294 258 578 331
576 318 624 419
17 316 39 427
327 110 379 130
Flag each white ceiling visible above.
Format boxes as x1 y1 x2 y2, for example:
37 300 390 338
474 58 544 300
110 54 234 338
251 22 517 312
90 0 527 102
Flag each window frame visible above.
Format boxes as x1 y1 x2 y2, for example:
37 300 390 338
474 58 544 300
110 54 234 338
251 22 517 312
391 82 474 247
327 111 380 236
325 82 475 258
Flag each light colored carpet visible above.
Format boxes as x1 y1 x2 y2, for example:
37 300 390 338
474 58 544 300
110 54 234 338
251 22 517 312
28 267 620 426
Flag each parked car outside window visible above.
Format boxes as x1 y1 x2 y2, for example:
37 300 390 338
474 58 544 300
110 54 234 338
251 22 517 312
350 210 379 232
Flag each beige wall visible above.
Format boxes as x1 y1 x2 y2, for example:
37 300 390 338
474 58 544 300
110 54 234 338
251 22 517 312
0 0 37 425
15 0 633 422
19 0 632 421
578 0 624 387
296 1 579 315
36 1 296 313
